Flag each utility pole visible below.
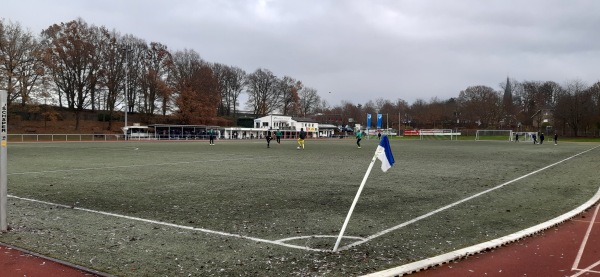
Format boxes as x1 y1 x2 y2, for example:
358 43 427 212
122 45 132 140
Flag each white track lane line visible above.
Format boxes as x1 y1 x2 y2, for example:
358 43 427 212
571 259 600 277
571 203 600 271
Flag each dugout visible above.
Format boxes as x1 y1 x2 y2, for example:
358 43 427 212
123 124 151 140
149 124 220 140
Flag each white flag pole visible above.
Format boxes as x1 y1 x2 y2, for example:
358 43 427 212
333 150 379 252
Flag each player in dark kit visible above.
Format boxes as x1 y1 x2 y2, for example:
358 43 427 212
265 128 273 148
297 128 306 149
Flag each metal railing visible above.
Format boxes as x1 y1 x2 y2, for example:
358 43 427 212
8 134 129 142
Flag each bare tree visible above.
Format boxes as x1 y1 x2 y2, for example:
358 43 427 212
40 18 100 130
393 98 410 131
554 80 590 136
246 68 279 116
458 85 501 128
120 35 147 117
299 87 320 117
277 76 302 116
96 30 127 130
213 63 246 116
137 42 173 119
0 20 44 107
590 82 600 131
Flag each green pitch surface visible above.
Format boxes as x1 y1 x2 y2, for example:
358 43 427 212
2 139 599 276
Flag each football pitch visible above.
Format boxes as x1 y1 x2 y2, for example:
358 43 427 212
2 138 599 276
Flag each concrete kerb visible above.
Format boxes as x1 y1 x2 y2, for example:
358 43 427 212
0 241 115 277
361 187 600 277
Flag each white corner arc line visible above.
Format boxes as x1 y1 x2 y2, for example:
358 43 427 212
571 203 600 270
7 195 329 252
341 145 600 251
276 235 366 243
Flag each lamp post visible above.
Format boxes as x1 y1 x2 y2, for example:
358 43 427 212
122 46 131 140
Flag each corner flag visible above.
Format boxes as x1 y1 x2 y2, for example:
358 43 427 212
333 135 395 251
376 135 395 172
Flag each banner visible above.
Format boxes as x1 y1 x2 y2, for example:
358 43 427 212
377 114 382 129
366 114 371 129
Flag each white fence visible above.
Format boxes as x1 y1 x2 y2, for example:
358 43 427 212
8 134 136 142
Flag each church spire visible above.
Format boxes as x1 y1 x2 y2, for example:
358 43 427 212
502 77 515 126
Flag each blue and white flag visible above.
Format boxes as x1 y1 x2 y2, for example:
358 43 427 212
376 135 395 172
377 114 383 129
366 113 372 128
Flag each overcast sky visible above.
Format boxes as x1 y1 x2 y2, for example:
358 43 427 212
3 0 600 109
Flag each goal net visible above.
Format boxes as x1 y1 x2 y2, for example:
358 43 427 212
419 129 456 140
513 132 536 142
475 130 513 141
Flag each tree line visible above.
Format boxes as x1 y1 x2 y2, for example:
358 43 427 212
1 18 599 136
0 18 321 130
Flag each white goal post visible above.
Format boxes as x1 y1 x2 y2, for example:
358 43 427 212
475 130 513 141
513 131 537 142
419 129 458 140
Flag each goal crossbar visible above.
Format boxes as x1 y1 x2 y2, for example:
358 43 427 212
419 129 458 140
475 130 513 141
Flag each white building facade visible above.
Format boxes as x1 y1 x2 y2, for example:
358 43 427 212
253 115 319 138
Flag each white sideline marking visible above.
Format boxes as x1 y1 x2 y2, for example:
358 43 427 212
9 157 259 175
571 203 600 275
8 146 599 256
7 195 329 252
362 188 600 277
341 145 600 251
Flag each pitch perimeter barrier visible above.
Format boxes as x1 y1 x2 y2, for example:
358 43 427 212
8 134 126 142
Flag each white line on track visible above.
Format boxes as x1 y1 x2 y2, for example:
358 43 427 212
338 145 600 251
571 260 600 277
571 202 600 275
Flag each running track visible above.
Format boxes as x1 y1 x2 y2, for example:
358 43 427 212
386 202 600 277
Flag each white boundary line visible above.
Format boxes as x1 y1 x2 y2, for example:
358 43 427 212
571 203 600 276
8 156 260 175
361 188 600 277
360 145 600 276
342 145 600 251
7 195 330 252
7 146 599 258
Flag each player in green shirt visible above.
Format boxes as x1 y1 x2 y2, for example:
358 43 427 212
209 129 215 145
275 130 282 144
355 130 362 149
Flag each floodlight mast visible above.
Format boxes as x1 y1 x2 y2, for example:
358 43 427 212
123 45 131 140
